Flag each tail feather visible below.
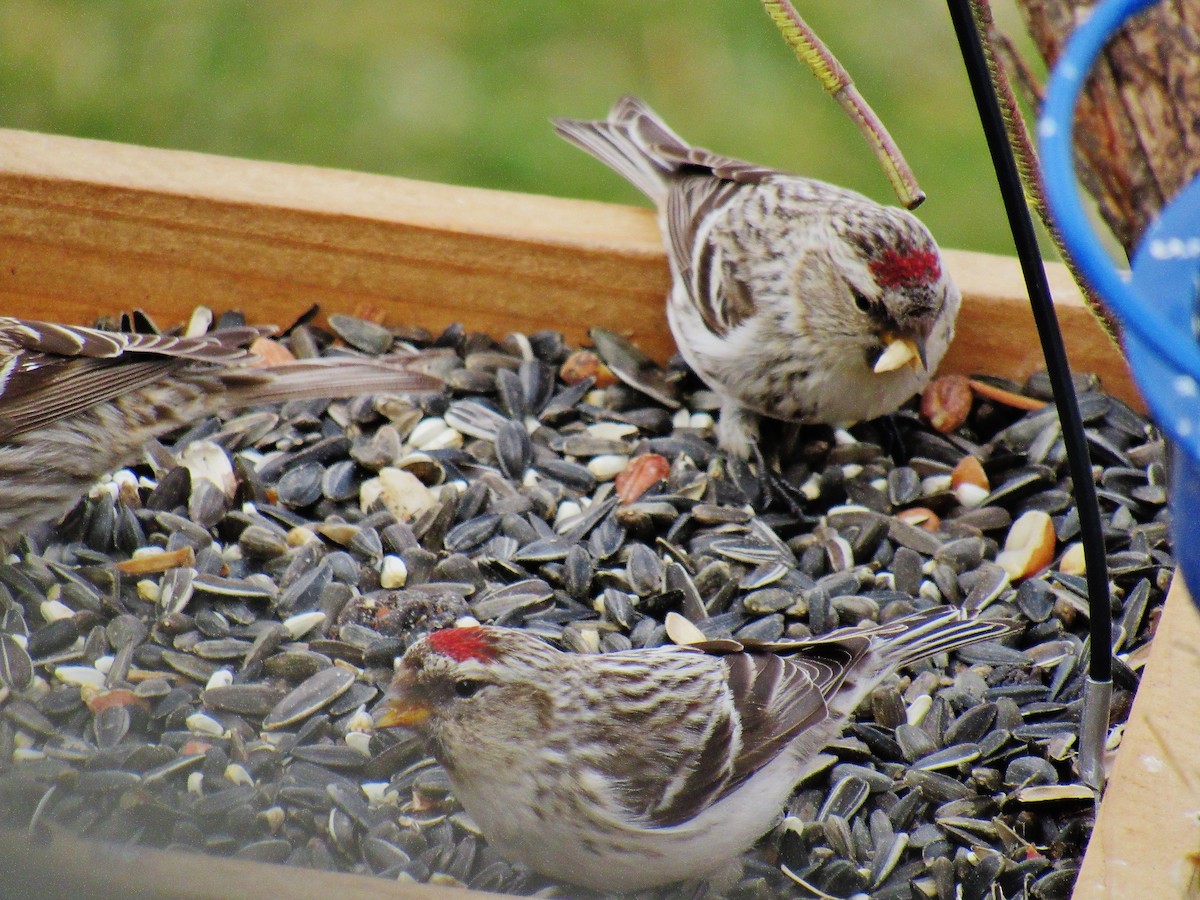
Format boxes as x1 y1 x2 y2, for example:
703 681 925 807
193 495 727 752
608 95 692 153
889 619 1018 668
553 95 687 205
777 606 1020 668
868 607 1020 668
791 607 1021 726
218 357 443 407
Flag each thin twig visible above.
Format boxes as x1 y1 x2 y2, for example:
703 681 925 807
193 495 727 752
970 0 1121 345
761 0 926 210
995 32 1044 109
968 377 1048 410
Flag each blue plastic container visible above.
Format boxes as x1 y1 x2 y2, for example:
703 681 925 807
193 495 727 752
1040 0 1200 598
1126 187 1200 596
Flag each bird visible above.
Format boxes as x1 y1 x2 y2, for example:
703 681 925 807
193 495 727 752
0 315 442 548
554 96 961 459
376 607 1016 892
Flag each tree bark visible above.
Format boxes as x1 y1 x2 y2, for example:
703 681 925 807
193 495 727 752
1013 0 1200 257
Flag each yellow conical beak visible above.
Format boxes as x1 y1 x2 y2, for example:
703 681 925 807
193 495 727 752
374 697 431 729
873 334 926 374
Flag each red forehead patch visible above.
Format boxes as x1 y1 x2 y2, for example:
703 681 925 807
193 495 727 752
426 626 497 663
869 248 941 289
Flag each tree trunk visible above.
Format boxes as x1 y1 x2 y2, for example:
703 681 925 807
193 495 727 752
1013 0 1200 257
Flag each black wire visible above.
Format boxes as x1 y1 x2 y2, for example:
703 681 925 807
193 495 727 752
945 0 1112 683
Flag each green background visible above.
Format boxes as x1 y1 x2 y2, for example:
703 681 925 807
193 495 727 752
1 0 1042 256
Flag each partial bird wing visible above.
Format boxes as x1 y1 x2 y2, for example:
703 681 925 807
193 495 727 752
0 318 266 363
652 116 780 340
724 637 870 787
646 647 839 828
760 607 1019 669
554 95 779 338
665 177 762 337
0 319 271 440
633 609 1018 828
758 607 1021 723
597 641 848 830
0 317 445 441
603 95 776 186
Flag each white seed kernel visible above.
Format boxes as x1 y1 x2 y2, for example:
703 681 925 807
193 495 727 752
380 555 408 590
185 713 225 737
39 600 75 623
906 693 933 726
224 763 253 786
53 666 107 689
345 707 375 734
283 611 327 640
587 454 629 482
345 731 373 755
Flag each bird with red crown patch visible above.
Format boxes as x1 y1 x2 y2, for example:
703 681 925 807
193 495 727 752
377 610 1017 892
554 96 960 458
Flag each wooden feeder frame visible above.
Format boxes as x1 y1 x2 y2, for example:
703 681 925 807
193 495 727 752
0 129 1193 899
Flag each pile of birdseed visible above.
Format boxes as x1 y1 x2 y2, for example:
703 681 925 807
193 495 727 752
0 312 1171 899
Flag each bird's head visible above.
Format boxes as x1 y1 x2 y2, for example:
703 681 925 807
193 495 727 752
828 207 959 377
375 625 561 771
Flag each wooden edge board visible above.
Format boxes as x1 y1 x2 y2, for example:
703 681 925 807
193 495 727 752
0 128 1170 897
1074 577 1200 899
0 828 500 900
0 128 1142 410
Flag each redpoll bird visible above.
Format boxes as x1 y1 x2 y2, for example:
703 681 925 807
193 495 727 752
0 316 441 547
377 608 1015 892
555 96 961 458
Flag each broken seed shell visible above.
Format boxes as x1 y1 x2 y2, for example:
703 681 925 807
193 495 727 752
996 510 1057 580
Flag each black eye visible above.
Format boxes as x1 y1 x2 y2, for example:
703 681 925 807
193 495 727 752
852 288 872 313
453 680 485 699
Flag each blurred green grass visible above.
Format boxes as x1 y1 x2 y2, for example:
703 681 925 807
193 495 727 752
0 0 1037 255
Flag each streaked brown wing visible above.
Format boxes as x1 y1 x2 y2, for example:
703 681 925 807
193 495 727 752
665 176 758 336
645 649 832 828
642 613 1016 828
0 355 181 440
609 95 778 186
643 699 738 827
0 319 270 440
0 318 267 363
724 634 878 785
